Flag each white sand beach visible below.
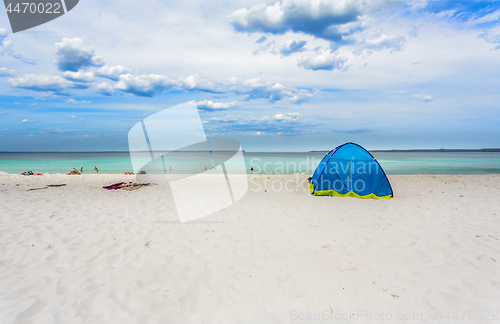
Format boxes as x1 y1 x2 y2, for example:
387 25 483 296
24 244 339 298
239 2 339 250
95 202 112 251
0 173 499 323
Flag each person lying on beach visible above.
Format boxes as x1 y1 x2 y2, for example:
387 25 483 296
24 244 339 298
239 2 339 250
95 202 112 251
21 171 42 176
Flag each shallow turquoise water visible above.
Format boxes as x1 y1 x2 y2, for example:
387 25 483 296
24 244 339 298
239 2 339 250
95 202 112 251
0 151 499 175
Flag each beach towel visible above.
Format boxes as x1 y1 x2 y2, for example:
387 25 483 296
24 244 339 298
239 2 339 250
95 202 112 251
21 171 41 175
103 182 126 190
103 182 151 190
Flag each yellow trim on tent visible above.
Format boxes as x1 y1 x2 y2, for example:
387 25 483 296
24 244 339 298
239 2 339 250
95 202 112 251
310 182 392 199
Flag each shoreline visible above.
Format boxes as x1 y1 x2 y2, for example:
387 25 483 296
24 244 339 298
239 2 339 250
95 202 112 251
2 172 500 176
1 148 500 153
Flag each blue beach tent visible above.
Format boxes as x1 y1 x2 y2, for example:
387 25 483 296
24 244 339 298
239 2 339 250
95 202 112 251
310 143 393 199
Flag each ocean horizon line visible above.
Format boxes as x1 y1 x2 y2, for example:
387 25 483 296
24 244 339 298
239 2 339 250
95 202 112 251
1 148 500 154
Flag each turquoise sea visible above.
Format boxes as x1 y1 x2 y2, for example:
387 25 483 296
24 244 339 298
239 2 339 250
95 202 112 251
0 151 499 175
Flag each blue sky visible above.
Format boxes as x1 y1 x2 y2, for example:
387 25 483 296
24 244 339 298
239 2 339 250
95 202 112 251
0 0 499 151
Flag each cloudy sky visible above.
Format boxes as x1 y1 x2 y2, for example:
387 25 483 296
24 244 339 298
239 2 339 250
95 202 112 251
1 0 499 151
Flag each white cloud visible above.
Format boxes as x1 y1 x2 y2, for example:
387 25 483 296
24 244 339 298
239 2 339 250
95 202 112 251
274 112 300 121
235 78 291 102
114 73 177 97
228 0 389 42
9 74 74 95
181 75 306 103
96 82 114 96
406 0 428 10
279 40 307 57
63 71 94 82
297 49 348 71
229 1 408 66
66 99 91 104
252 41 276 56
204 112 307 136
478 30 500 50
7 64 320 103
465 10 500 27
196 100 240 111
356 34 406 54
54 38 105 72
96 65 131 81
180 74 227 92
0 67 15 77
435 10 457 18
412 94 433 102
5 35 321 102
0 28 35 64
0 29 13 56
208 114 240 122
289 89 321 104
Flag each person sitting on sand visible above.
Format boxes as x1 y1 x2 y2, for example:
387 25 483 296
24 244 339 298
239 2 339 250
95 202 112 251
69 168 81 175
94 166 98 173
